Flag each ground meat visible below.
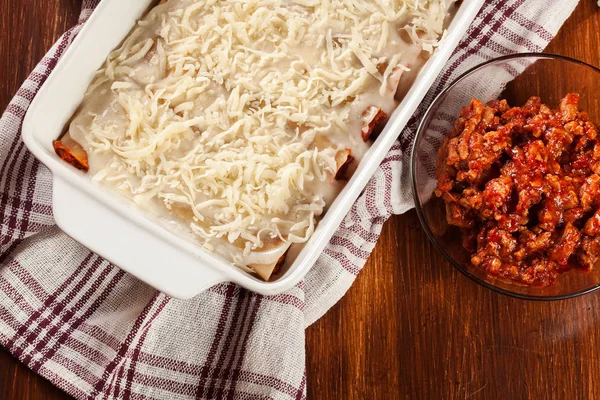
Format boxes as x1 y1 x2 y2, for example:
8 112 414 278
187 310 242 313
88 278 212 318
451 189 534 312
435 94 600 286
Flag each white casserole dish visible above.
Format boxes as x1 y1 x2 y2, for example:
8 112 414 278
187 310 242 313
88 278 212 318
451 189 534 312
22 0 484 299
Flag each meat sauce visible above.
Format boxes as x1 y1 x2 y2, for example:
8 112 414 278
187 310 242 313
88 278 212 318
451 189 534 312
435 94 600 286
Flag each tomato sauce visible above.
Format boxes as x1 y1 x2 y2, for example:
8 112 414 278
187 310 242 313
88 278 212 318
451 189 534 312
436 94 600 286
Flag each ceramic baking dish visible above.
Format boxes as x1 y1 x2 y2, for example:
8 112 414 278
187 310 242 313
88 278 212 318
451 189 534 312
22 0 484 299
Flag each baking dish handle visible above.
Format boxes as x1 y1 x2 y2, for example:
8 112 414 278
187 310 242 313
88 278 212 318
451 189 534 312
52 175 228 299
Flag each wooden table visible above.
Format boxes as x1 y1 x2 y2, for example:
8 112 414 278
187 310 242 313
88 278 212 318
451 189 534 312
1 1 600 399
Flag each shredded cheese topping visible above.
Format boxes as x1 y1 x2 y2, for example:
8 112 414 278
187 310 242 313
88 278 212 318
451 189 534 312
69 0 453 268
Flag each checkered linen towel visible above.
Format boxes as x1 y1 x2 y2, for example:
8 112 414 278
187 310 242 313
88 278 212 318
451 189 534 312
0 1 578 399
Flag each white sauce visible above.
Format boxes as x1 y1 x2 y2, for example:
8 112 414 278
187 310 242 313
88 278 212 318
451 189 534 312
67 0 453 275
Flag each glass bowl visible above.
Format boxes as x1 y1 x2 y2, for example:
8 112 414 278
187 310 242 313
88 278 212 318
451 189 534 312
411 53 600 300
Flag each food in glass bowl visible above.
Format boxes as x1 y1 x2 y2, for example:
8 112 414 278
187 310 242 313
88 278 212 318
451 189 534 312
435 93 600 287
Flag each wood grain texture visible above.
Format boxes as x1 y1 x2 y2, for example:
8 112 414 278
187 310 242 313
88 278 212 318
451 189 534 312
306 2 600 400
0 1 599 400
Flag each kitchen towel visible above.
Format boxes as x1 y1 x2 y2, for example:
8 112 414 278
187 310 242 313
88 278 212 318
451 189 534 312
0 1 578 399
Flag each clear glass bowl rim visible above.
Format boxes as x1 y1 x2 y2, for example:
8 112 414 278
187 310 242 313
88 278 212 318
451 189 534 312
410 52 600 301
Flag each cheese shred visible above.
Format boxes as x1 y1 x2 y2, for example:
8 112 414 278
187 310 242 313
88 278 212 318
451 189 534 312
68 0 453 269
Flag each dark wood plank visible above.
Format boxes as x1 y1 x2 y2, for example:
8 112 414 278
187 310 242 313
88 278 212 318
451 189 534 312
0 0 81 111
306 2 600 400
0 1 599 400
